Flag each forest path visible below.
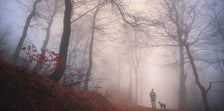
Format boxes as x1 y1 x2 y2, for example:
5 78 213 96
109 97 179 111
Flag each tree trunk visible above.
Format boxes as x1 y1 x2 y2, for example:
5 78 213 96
118 58 121 93
84 1 100 90
81 38 90 73
48 0 72 82
128 59 133 102
185 44 210 111
178 40 186 110
14 0 40 60
42 9 56 50
134 31 140 104
135 65 138 104
34 5 57 71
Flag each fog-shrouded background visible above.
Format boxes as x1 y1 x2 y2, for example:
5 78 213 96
0 0 224 111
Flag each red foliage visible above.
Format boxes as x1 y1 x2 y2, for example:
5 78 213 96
21 44 91 85
21 44 66 71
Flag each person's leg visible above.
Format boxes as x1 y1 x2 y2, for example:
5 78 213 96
151 100 153 108
153 101 156 109
153 101 155 108
152 100 155 108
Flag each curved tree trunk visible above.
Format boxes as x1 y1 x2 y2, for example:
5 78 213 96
185 44 210 111
84 1 100 90
14 0 40 60
48 0 72 82
42 10 56 50
33 3 57 71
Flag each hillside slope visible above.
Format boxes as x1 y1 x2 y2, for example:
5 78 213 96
0 61 180 111
0 61 117 111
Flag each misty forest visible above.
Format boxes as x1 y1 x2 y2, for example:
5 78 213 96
0 0 224 111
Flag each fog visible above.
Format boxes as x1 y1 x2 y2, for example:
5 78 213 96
0 0 224 111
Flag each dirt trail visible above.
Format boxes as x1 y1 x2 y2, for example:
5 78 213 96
108 97 179 111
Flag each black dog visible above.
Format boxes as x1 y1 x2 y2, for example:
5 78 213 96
158 101 166 109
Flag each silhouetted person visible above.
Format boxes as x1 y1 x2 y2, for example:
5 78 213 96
150 89 156 109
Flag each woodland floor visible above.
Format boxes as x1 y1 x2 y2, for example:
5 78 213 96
0 60 180 111
109 97 179 111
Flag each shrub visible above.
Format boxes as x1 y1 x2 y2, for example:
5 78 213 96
21 44 66 72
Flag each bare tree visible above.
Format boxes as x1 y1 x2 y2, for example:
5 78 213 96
204 0 224 73
40 0 62 50
204 0 224 39
48 0 73 82
33 0 63 72
184 43 210 111
84 0 102 91
158 0 198 109
132 28 142 104
14 0 41 60
159 0 224 110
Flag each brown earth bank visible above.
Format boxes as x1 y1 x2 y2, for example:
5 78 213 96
0 60 180 111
